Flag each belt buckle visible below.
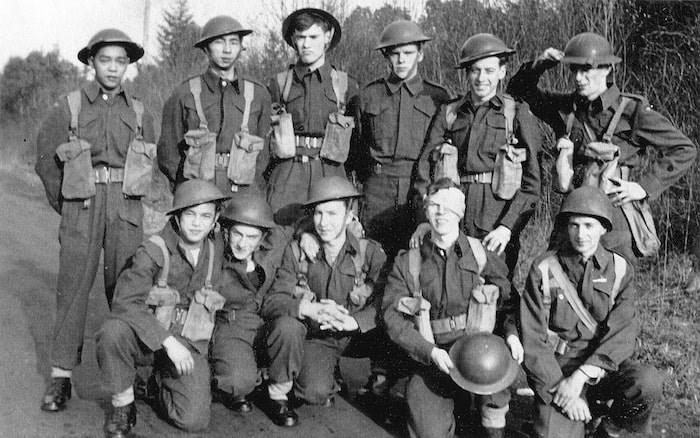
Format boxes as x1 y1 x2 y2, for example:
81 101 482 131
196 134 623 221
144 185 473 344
373 163 382 174
449 317 457 330
301 155 309 163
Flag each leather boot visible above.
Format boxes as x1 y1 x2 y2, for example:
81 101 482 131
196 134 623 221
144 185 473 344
40 378 72 412
484 426 505 438
105 402 137 438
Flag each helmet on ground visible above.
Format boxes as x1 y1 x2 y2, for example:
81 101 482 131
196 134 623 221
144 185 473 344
561 32 621 67
448 332 520 395
78 29 144 65
374 20 431 51
282 8 342 50
557 186 613 231
220 194 276 229
304 176 360 207
167 179 230 215
456 33 515 68
195 16 253 48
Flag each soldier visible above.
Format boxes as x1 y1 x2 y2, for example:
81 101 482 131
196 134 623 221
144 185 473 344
350 19 450 260
266 8 359 225
262 176 386 426
413 33 541 280
35 29 155 412
158 15 271 196
507 32 697 264
95 180 230 437
210 194 289 413
520 186 662 438
382 178 523 438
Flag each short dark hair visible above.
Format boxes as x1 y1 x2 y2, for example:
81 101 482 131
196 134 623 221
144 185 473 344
426 178 462 197
291 11 331 33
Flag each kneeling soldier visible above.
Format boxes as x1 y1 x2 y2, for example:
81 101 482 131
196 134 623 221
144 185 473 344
262 176 386 426
96 180 229 437
521 186 662 438
210 194 289 413
382 178 523 438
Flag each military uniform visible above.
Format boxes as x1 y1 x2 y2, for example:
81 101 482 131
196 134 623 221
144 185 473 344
266 63 359 225
416 93 541 276
382 233 515 438
96 223 224 431
35 80 155 370
262 232 386 404
351 73 450 258
521 245 662 438
211 226 291 400
158 69 272 195
508 61 697 263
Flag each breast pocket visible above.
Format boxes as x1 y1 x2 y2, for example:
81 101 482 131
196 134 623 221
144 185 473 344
412 98 436 143
549 287 579 333
485 112 506 159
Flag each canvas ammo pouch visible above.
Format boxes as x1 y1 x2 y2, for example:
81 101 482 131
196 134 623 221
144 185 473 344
621 199 660 256
272 70 299 159
56 90 96 200
433 99 462 184
183 77 217 180
465 281 500 334
145 235 181 330
122 99 157 197
491 96 525 200
348 239 372 307
581 141 620 194
319 69 352 164
180 240 225 342
290 241 316 302
228 80 265 186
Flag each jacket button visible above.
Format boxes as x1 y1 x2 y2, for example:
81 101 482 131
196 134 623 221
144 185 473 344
558 294 564 300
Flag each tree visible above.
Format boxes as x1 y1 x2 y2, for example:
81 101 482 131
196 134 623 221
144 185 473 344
156 0 205 75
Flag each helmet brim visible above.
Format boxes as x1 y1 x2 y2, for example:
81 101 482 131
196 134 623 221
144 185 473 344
560 55 621 67
282 8 342 51
78 41 145 65
455 48 516 69
448 335 520 395
374 36 432 51
167 194 231 216
194 29 254 49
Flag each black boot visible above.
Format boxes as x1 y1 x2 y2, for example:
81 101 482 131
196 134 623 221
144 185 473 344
40 378 72 412
227 395 253 413
267 399 298 427
105 402 137 438
484 426 505 438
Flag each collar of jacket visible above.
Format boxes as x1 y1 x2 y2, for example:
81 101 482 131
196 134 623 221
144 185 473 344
316 228 362 263
385 72 424 96
559 241 611 272
293 61 332 83
458 92 504 113
84 80 131 106
573 84 621 114
202 68 240 94
420 232 485 273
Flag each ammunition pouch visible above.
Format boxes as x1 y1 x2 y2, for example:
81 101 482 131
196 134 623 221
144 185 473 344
271 112 296 159
464 281 499 334
56 138 95 199
183 128 217 180
122 136 157 197
180 288 225 342
621 199 660 257
581 141 620 194
228 131 265 185
349 282 373 307
320 112 355 163
433 142 460 184
146 286 181 330
492 144 526 200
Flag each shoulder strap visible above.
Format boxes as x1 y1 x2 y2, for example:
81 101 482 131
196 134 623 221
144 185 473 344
277 68 294 104
407 248 422 298
351 239 369 283
603 97 631 143
545 255 599 334
445 98 464 130
330 69 348 113
66 90 82 139
610 253 627 304
538 257 553 314
240 80 255 133
132 99 144 135
291 240 309 277
565 112 575 138
466 236 486 274
502 94 516 144
148 235 170 288
188 77 208 130
205 239 215 289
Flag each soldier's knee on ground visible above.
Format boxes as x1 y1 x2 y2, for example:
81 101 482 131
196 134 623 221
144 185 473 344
168 403 210 432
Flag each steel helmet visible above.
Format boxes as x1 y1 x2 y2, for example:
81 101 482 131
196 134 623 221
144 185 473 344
448 332 520 395
374 20 432 51
561 32 621 67
557 186 614 231
304 176 360 207
282 8 342 50
77 29 144 65
456 33 515 68
220 194 276 229
195 16 253 49
167 179 231 215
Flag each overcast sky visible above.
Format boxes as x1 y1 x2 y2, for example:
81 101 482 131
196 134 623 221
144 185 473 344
1 0 425 73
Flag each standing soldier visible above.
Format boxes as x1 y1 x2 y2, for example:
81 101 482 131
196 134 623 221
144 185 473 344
266 8 359 225
262 176 386 427
414 33 541 279
96 179 229 437
382 179 523 438
520 186 662 438
507 32 697 264
351 20 450 260
159 15 271 196
35 29 155 412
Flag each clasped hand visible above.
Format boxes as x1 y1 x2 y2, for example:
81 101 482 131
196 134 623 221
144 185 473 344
300 299 359 332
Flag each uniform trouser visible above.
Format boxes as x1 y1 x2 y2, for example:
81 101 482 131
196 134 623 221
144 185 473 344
406 365 511 438
531 360 662 438
210 310 265 398
361 173 415 261
95 319 211 432
266 316 377 405
53 183 144 369
266 158 346 226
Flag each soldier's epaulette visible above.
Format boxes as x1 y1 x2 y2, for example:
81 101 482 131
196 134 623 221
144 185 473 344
423 78 449 94
238 73 266 88
362 77 385 91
